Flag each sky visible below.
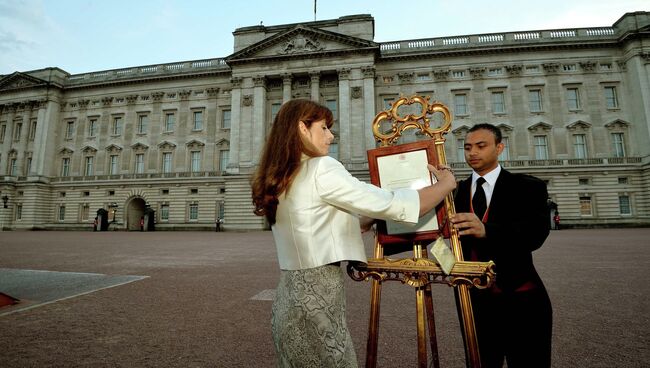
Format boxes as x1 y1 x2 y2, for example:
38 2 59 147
0 0 647 75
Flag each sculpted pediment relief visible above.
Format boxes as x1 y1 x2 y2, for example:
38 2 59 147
0 72 48 91
226 25 378 64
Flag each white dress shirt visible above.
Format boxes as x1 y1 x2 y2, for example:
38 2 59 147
471 164 501 208
272 155 420 270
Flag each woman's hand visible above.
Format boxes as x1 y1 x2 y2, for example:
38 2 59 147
428 164 457 192
359 216 376 233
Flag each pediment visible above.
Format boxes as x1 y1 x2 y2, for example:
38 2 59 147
58 147 74 155
604 119 630 130
0 72 48 91
131 142 149 151
157 140 177 150
186 139 205 148
216 138 230 147
226 25 378 64
495 123 514 133
565 120 591 131
82 145 98 154
527 121 553 132
105 144 123 153
452 125 471 136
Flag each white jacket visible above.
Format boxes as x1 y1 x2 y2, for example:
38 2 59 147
272 155 420 270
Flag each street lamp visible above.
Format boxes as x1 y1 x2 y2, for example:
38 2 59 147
2 195 8 209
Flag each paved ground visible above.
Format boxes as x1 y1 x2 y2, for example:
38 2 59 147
0 229 648 367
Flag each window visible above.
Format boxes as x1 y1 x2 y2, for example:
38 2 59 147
454 94 468 115
417 73 432 81
573 134 588 158
566 88 580 110
61 158 70 177
563 64 577 71
29 120 37 140
0 124 5 142
25 157 31 175
219 150 230 172
14 123 22 141
109 155 119 175
66 121 74 139
221 110 231 129
135 154 145 174
85 156 94 176
600 63 612 71
619 195 631 215
526 65 540 73
487 68 503 76
452 70 465 78
15 204 22 220
271 103 282 124
161 189 169 195
189 203 199 220
491 92 505 114
80 204 90 221
58 205 66 221
382 98 395 110
499 137 510 161
604 86 618 109
191 151 201 172
162 152 173 173
160 204 169 221
618 177 628 185
579 178 590 185
529 90 542 112
579 196 592 216
10 158 17 176
111 117 122 135
193 110 203 130
457 138 465 162
190 188 198 194
137 115 148 134
164 113 175 132
611 133 625 157
534 135 548 159
88 119 97 137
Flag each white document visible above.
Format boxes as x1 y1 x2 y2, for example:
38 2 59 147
377 149 439 235
430 236 456 275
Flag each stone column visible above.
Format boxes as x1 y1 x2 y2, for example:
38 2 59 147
0 104 16 175
282 73 292 103
149 92 164 171
362 66 377 153
32 99 60 177
337 68 351 164
227 77 242 174
15 103 31 176
252 75 267 165
310 71 320 102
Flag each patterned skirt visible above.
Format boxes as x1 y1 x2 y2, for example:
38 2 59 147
272 263 358 368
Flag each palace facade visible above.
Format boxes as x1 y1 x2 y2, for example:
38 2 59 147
1 12 649 231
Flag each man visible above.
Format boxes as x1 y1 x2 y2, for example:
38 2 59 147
451 123 552 368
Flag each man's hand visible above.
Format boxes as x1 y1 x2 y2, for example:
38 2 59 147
450 213 486 238
359 216 376 233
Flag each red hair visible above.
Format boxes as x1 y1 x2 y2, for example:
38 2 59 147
251 99 333 224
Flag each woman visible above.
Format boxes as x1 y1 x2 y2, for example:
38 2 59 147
251 99 456 367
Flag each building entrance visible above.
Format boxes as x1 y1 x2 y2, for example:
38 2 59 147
126 197 146 231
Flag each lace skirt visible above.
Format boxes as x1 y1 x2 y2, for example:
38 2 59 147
272 263 358 368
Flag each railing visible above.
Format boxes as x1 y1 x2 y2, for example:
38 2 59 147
65 58 229 85
46 171 227 183
379 26 616 54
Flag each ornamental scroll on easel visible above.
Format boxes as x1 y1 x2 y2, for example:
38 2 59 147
347 95 496 368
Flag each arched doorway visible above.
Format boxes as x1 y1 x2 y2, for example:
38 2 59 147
126 197 146 231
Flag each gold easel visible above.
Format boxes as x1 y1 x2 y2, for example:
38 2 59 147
347 96 496 368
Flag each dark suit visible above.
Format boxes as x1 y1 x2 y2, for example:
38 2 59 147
455 168 552 368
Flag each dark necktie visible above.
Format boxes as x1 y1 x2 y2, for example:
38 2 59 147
473 177 487 220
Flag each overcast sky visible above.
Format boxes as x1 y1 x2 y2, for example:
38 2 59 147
0 0 647 75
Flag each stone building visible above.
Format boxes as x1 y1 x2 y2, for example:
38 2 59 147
0 12 649 231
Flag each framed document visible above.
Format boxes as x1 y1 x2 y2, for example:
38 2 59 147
367 140 449 248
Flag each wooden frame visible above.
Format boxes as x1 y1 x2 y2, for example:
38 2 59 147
367 139 450 248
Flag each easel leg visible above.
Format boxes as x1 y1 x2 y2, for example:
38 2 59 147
366 278 381 368
424 283 440 368
457 284 481 368
415 286 428 368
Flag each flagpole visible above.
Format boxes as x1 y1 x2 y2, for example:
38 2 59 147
314 0 317 21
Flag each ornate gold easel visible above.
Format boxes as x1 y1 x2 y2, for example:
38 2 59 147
347 96 496 368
